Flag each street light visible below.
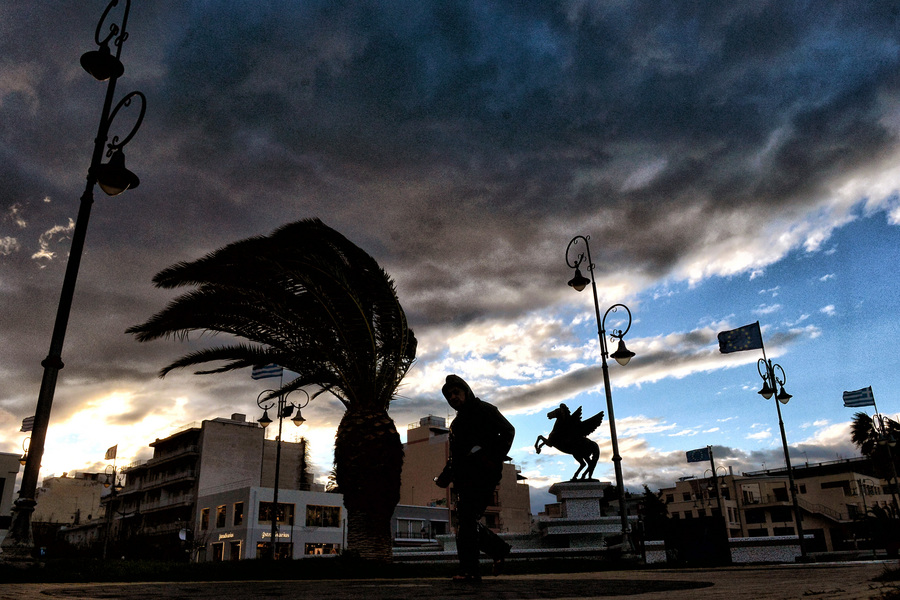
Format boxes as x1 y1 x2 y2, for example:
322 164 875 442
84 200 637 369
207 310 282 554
18 438 30 467
565 235 635 545
757 358 806 559
704 466 729 511
256 388 310 559
102 464 125 560
2 0 146 561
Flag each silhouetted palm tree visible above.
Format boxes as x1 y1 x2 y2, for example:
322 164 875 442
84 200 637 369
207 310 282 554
850 411 900 481
128 218 416 561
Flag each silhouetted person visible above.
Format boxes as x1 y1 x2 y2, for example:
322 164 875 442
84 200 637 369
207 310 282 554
434 374 514 581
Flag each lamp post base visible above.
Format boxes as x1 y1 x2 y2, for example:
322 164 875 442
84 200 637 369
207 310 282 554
1 498 37 562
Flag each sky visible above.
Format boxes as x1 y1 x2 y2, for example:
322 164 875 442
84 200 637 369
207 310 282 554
3 1 900 515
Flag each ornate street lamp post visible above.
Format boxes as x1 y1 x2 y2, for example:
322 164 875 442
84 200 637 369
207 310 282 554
1 0 145 560
18 438 30 467
256 389 309 559
565 235 636 545
704 466 729 511
102 464 125 560
757 359 807 559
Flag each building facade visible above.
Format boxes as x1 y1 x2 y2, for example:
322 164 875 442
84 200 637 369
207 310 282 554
194 485 343 561
0 452 22 546
658 457 898 553
33 472 106 526
110 413 314 559
398 415 532 536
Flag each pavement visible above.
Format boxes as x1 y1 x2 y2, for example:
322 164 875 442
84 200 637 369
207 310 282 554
1 561 897 600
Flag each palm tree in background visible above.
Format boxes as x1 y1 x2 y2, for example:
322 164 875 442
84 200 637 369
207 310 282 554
128 218 417 561
850 411 900 482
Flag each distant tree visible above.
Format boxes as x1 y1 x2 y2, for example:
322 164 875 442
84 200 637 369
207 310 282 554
850 412 900 483
127 219 417 561
326 466 340 494
639 485 669 540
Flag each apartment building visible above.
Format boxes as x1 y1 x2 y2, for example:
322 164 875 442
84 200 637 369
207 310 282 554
659 457 897 552
111 413 313 558
398 415 532 536
34 472 105 525
0 452 21 545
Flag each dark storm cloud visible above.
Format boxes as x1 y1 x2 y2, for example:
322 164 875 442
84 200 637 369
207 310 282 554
3 0 900 462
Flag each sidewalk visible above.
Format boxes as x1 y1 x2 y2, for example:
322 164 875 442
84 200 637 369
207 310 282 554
0 561 896 600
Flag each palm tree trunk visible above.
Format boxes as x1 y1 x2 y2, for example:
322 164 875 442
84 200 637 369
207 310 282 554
334 407 404 562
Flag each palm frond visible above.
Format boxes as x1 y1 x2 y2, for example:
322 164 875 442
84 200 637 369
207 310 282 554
130 218 416 410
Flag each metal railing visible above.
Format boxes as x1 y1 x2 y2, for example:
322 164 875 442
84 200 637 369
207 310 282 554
797 497 846 521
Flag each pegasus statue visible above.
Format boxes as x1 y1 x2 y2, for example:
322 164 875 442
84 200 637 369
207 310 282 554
534 403 604 480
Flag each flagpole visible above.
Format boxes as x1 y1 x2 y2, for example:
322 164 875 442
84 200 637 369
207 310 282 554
723 321 807 560
758 323 768 364
707 446 723 510
757 350 807 560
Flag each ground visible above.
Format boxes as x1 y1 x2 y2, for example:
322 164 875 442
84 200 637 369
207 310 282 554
0 561 896 600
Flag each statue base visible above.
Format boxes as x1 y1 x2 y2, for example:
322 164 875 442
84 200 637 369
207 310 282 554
538 480 635 549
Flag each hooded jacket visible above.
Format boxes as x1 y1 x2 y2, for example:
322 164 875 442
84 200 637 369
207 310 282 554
437 374 515 489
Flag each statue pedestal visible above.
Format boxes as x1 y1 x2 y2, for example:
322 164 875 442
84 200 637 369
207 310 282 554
538 480 632 548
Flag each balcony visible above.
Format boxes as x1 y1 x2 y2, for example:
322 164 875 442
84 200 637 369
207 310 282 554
144 445 201 467
139 496 194 513
140 470 198 491
741 493 791 507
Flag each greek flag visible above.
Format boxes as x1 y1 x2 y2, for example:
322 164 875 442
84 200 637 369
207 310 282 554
842 386 875 408
251 364 283 380
20 415 35 432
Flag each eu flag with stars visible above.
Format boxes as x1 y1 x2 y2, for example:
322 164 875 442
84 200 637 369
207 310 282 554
717 322 764 354
686 447 711 463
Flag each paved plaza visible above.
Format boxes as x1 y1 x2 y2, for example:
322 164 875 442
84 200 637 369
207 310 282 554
0 561 896 600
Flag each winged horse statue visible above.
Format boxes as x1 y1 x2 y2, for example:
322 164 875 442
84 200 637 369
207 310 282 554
534 403 605 480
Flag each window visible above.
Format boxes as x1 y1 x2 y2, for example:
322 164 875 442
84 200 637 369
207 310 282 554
747 528 768 537
697 509 706 517
200 508 210 531
770 507 793 522
258 502 295 526
233 502 244 526
773 526 795 536
216 505 227 528
773 487 789 502
305 543 340 555
396 519 427 539
671 512 680 519
745 508 766 524
665 494 675 503
305 504 341 528
684 511 694 519
257 541 293 560
742 484 761 504
682 492 691 501
798 484 807 494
